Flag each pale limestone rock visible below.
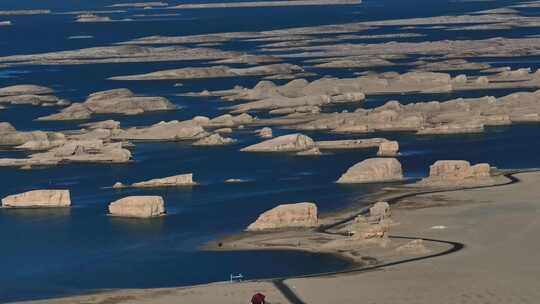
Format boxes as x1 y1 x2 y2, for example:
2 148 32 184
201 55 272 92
337 158 403 183
0 85 53 96
0 140 132 168
316 138 387 150
192 133 236 146
256 127 273 138
37 89 175 121
246 202 318 231
348 218 388 241
369 201 391 220
130 173 196 188
241 133 315 152
2 190 71 208
108 196 165 218
112 119 209 141
475 76 490 85
377 140 399 156
80 120 121 130
296 147 322 156
112 182 125 189
214 128 233 134
420 160 492 185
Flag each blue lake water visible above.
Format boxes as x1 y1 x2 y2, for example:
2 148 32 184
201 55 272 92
1 0 540 302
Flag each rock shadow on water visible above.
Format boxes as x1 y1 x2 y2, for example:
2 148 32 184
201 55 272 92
0 206 71 219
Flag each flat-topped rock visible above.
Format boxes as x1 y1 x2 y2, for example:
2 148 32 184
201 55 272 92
128 173 196 188
419 160 493 186
110 63 303 81
316 138 387 150
76 14 113 22
337 158 403 183
377 140 399 156
2 190 71 208
0 85 53 96
0 140 132 168
112 119 209 141
246 202 318 231
241 133 315 152
37 88 176 121
108 196 165 218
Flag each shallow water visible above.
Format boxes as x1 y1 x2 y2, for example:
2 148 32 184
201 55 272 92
1 0 540 302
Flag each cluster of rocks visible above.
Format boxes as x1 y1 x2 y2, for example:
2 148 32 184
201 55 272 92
109 63 304 81
0 122 66 149
110 114 254 144
241 133 400 157
192 133 236 146
345 201 392 243
0 139 132 168
2 189 167 218
0 85 70 107
293 89 540 135
0 45 241 66
337 158 403 183
37 88 176 121
246 202 318 231
418 160 494 187
113 173 196 189
241 133 316 153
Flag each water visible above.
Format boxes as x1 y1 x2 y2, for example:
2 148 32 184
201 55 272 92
1 0 540 302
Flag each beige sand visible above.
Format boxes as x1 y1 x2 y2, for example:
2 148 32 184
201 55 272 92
18 171 540 304
288 171 540 303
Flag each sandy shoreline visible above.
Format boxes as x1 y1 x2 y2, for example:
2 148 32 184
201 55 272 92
15 169 540 304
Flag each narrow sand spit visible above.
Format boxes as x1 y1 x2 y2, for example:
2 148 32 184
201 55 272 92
18 171 540 303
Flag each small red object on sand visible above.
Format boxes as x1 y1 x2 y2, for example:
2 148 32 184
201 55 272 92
251 292 266 304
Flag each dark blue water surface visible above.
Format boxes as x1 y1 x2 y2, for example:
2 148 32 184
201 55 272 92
1 0 540 302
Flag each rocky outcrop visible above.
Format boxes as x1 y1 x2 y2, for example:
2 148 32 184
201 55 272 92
256 127 273 138
419 160 493 186
316 138 387 150
192 133 236 146
2 190 71 208
75 14 113 22
37 89 176 121
369 201 391 221
241 133 315 152
377 140 399 156
80 120 121 130
112 119 209 141
347 216 388 241
108 196 166 218
207 113 255 127
0 140 132 168
110 64 303 81
0 85 69 107
337 158 403 183
126 173 197 188
246 202 318 231
0 85 53 96
0 123 66 149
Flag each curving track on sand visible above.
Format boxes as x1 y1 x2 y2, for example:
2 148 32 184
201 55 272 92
271 172 521 304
